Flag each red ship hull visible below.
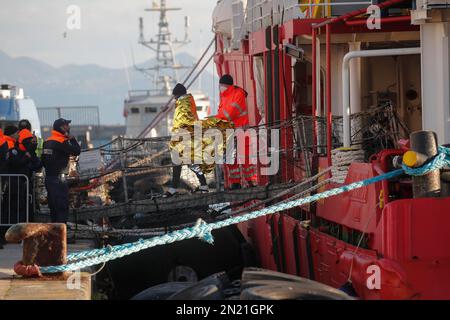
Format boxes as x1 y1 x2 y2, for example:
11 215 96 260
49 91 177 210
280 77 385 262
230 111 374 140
214 14 450 299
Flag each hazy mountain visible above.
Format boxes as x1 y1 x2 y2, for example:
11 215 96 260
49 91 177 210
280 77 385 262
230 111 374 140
0 51 218 125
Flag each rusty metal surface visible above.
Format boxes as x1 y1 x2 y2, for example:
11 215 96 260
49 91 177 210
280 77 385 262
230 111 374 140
5 224 67 278
410 131 441 198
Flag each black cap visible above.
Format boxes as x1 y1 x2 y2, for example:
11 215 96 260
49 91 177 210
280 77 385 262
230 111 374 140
4 126 18 136
53 118 72 131
172 83 187 97
18 119 32 131
219 74 234 86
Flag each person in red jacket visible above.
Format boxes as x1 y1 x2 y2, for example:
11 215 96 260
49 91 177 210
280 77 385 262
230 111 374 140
215 74 258 189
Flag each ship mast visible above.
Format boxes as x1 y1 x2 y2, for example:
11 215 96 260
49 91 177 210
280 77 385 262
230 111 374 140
137 0 191 95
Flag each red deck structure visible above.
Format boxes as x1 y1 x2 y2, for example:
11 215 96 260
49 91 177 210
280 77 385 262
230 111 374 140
213 2 450 300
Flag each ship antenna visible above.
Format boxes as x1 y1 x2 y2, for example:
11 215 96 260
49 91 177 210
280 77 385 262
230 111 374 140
122 49 132 92
130 45 154 81
137 0 191 94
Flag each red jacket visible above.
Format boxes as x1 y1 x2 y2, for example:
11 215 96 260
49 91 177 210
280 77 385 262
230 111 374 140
217 86 249 128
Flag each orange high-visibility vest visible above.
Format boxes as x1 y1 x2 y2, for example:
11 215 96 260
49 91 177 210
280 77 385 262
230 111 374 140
18 129 34 151
4 136 16 149
46 130 69 144
217 86 249 128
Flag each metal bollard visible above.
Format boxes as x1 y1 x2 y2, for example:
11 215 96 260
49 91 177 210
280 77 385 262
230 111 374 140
406 131 441 198
5 223 67 278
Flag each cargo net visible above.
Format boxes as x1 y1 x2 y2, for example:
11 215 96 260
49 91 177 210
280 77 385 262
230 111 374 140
292 102 409 156
65 136 218 208
291 102 409 183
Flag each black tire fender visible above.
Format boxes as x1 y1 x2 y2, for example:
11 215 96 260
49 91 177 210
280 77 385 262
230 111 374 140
241 283 354 300
131 282 194 300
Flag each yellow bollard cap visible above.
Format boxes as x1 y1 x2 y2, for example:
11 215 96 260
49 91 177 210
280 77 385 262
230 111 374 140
403 151 418 167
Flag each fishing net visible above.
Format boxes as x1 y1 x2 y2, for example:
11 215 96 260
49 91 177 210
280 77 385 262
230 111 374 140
292 102 409 159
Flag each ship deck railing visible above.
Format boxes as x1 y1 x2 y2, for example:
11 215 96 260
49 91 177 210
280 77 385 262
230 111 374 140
127 89 168 99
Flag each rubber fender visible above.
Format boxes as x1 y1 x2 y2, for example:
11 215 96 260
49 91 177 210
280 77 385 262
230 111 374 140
107 226 246 299
167 272 231 300
241 279 352 298
170 284 222 301
223 288 241 297
131 282 194 300
240 269 354 300
241 279 332 291
242 267 318 284
226 295 241 300
339 282 359 298
241 283 354 300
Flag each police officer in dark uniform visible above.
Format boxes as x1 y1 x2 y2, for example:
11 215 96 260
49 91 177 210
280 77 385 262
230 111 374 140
4 125 34 225
17 120 37 157
15 120 42 222
41 119 81 223
0 126 20 249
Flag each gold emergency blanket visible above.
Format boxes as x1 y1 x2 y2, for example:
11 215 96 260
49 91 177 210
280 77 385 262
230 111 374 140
171 94 199 131
169 95 233 174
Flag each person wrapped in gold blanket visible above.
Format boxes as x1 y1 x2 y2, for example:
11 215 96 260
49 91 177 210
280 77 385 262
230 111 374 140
166 83 233 197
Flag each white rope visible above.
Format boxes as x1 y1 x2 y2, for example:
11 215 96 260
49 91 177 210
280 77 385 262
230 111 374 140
331 148 365 184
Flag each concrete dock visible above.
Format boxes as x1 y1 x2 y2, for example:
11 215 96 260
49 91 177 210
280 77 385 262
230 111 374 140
0 242 93 300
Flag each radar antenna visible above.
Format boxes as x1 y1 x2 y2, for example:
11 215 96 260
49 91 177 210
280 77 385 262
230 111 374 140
137 0 191 94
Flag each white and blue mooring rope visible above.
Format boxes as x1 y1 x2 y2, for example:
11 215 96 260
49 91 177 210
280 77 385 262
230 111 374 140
40 146 450 274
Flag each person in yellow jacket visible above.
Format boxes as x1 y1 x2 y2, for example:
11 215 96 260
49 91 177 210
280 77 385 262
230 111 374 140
166 84 209 197
167 83 233 197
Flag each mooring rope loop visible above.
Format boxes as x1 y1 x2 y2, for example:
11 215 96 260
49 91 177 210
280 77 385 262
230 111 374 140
39 146 450 274
402 146 450 177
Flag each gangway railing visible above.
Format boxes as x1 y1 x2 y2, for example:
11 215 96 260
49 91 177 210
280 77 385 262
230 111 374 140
294 1 373 19
246 0 376 33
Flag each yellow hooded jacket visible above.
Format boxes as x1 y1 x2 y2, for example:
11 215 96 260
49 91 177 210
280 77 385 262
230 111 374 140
171 94 199 132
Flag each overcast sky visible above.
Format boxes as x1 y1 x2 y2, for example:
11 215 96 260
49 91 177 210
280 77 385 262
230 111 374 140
1 0 218 68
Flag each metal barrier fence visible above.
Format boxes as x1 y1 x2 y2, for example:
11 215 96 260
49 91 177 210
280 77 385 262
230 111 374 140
0 175 30 226
38 106 100 127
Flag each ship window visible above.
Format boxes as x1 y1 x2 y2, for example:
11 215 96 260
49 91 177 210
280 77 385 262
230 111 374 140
131 108 140 114
196 106 203 111
145 107 157 113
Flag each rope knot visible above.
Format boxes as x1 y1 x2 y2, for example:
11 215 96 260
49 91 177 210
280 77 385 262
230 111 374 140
14 261 42 278
193 219 214 244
